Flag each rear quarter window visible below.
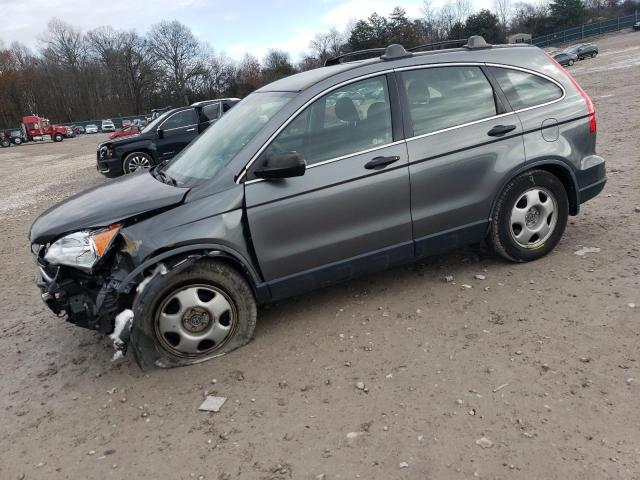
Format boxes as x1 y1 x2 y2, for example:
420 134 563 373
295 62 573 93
490 67 563 110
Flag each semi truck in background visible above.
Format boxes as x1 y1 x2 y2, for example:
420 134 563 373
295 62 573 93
22 115 68 142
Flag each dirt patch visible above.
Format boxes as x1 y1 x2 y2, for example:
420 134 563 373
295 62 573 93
0 33 639 480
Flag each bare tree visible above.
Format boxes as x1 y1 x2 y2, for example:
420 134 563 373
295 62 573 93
309 28 345 64
40 19 86 70
454 0 474 23
147 20 206 105
262 49 295 83
235 53 262 97
493 0 513 29
201 51 236 98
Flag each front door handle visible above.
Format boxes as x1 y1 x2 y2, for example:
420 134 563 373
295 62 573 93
186 128 196 132
364 155 400 170
487 125 516 137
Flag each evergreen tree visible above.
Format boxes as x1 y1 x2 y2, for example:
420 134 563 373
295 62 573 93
463 9 506 43
549 0 588 28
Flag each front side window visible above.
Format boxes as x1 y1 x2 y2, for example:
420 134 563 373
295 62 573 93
400 66 497 137
161 109 197 130
162 92 293 186
490 67 563 110
264 75 392 166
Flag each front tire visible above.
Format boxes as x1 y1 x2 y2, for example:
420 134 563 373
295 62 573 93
53 133 63 142
123 152 153 174
13 137 22 145
568 59 575 66
130 259 257 369
489 170 568 262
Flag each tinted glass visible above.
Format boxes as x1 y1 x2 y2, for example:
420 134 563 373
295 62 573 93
490 67 563 110
202 103 221 121
400 66 497 136
265 76 392 166
163 92 293 186
162 109 197 130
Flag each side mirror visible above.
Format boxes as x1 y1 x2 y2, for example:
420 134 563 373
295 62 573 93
254 152 306 179
157 128 164 139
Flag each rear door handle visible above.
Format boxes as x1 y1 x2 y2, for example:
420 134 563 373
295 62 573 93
487 125 516 137
364 155 400 170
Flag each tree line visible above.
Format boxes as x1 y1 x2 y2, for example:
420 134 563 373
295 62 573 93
0 0 636 128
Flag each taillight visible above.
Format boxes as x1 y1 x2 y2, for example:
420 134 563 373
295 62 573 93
544 52 596 133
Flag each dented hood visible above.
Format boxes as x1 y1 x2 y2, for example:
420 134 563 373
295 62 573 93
30 172 189 244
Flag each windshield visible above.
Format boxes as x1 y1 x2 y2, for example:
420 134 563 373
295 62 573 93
162 92 294 186
141 111 170 133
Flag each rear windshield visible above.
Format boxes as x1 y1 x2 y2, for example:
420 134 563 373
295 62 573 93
490 67 563 110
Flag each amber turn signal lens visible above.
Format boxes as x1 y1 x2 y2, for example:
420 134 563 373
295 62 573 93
90 224 121 257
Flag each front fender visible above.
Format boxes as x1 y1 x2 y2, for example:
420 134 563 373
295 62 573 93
115 185 270 303
116 243 268 302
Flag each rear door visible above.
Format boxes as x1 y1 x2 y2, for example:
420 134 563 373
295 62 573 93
397 64 526 257
157 108 199 159
244 74 413 299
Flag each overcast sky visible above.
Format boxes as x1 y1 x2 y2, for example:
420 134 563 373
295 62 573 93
0 0 494 61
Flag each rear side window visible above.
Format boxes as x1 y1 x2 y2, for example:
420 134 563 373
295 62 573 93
400 66 497 137
265 75 392 166
490 67 563 110
201 103 221 121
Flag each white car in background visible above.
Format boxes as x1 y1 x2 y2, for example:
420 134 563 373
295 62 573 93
85 124 99 134
101 120 116 132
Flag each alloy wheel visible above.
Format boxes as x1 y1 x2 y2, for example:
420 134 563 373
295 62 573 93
126 155 151 172
509 187 558 249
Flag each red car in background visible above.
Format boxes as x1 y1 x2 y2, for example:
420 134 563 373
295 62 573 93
109 125 141 140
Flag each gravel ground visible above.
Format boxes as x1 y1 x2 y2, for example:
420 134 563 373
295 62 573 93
0 31 639 480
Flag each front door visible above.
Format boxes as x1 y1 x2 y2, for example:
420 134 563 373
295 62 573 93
157 108 199 160
244 74 413 300
397 65 526 257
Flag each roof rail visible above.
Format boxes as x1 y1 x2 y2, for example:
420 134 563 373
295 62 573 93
325 48 387 66
324 35 492 67
407 39 467 52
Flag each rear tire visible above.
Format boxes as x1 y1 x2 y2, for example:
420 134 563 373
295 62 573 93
123 152 153 174
130 259 257 369
489 170 568 262
0 138 10 148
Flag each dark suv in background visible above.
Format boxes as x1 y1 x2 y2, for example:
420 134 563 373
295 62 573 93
97 98 240 177
564 43 598 60
32 36 606 369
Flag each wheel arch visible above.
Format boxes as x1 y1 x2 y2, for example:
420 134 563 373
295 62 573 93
489 160 580 226
117 243 269 304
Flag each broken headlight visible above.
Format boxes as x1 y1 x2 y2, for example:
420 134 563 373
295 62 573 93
44 224 120 271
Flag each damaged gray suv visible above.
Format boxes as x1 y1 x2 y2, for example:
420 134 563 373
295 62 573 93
30 36 606 368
